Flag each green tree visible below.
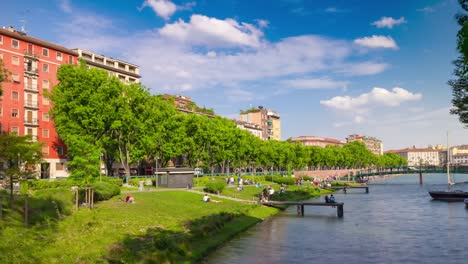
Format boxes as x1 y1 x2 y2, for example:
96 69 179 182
50 61 124 179
0 134 42 205
0 58 9 96
449 0 468 126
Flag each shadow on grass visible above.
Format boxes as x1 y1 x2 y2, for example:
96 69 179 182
104 212 261 263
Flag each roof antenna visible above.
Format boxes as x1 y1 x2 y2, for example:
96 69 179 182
20 19 27 33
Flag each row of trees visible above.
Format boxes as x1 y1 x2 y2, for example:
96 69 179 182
50 61 406 180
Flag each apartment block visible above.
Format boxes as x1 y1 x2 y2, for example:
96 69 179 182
233 119 262 139
0 26 78 178
239 106 281 140
72 49 140 83
385 148 444 166
290 136 345 147
162 94 215 117
346 134 383 155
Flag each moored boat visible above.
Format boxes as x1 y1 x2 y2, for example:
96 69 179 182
428 190 468 202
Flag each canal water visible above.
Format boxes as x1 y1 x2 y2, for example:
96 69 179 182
204 174 468 264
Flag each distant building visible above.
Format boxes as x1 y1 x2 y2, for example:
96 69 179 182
233 120 262 139
72 49 140 83
346 134 383 155
239 106 281 140
267 110 281 141
290 136 345 147
452 145 468 155
385 148 444 166
453 153 468 166
0 26 79 178
162 94 215 117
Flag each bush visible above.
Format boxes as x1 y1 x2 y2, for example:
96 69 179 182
30 188 75 223
204 180 225 194
265 175 295 185
129 177 152 187
89 182 121 201
27 179 80 190
100 177 124 187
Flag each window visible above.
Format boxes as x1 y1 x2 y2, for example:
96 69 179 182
0 35 3 44
11 109 18 118
11 126 19 135
42 129 49 138
12 73 20 82
0 107 2 116
27 128 33 136
11 39 19 49
56 162 64 171
42 112 49 121
42 80 49 89
57 147 64 156
43 95 49 105
42 146 49 155
0 53 3 60
12 56 19 65
68 55 73 64
56 52 62 61
42 64 49 73
11 91 19 100
42 48 49 57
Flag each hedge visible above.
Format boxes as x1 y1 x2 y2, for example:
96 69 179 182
30 188 75 223
204 180 225 194
265 175 295 185
89 182 121 201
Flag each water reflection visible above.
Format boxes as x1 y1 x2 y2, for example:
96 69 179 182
204 174 468 264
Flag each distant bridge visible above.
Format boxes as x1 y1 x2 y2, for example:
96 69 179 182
354 167 468 179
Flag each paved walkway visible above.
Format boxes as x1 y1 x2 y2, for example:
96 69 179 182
122 186 257 204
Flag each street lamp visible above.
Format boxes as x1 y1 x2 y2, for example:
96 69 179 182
154 156 159 188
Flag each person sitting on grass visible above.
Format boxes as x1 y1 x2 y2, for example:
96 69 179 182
202 194 222 203
125 194 135 203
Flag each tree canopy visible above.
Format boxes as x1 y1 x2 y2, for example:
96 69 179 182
449 0 468 126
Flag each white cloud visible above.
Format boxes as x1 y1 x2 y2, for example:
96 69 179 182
320 87 422 111
159 14 264 48
417 6 435 13
256 19 269 28
325 7 338 13
57 12 392 95
282 78 349 90
371 17 407 29
226 89 255 102
354 35 398 49
58 0 72 13
339 62 389 76
140 0 177 20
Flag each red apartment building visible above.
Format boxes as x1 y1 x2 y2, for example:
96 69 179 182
0 26 78 178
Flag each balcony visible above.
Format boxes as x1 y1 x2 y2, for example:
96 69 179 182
24 49 39 59
24 66 39 76
24 84 38 93
24 118 39 126
24 100 39 109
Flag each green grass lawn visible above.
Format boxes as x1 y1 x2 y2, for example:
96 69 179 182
0 191 278 263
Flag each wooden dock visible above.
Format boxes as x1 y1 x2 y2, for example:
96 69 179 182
260 201 344 218
329 186 369 193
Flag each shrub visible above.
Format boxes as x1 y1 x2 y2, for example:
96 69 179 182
27 179 81 190
129 178 152 187
100 177 124 187
265 175 295 185
30 188 75 223
89 182 121 201
204 180 225 194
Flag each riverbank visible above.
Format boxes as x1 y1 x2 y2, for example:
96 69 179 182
0 183 337 263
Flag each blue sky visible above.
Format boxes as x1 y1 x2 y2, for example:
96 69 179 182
1 0 466 149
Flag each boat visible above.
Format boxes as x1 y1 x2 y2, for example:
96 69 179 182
428 132 468 201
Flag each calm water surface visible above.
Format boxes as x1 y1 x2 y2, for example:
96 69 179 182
204 174 468 264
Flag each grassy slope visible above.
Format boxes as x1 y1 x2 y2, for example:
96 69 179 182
29 191 278 263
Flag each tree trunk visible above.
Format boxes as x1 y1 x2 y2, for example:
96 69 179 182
9 174 14 208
